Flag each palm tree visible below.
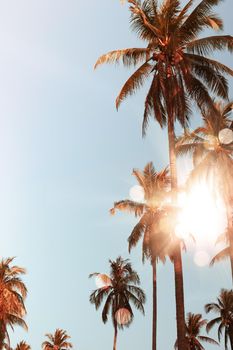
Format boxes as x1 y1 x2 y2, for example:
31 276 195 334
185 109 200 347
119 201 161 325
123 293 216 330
42 329 73 350
205 289 233 350
89 256 145 350
15 341 31 350
95 1 233 348
110 162 179 350
176 101 233 280
175 312 219 349
0 258 27 350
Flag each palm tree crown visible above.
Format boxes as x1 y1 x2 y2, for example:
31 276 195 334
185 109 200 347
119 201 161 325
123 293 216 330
0 257 27 350
176 101 233 193
15 341 31 350
175 312 219 349
205 289 233 350
42 329 73 350
95 0 233 134
90 256 145 325
110 162 178 262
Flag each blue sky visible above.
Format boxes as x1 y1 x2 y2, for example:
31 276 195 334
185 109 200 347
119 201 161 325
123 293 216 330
0 0 232 349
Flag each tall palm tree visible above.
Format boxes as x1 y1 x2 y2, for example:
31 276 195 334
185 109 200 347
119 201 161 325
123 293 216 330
95 1 233 348
176 101 233 280
42 329 73 350
205 289 233 350
175 313 219 349
110 162 179 350
0 258 27 350
89 256 145 350
15 341 31 350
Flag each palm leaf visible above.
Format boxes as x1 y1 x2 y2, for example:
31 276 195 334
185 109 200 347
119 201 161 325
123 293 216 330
110 200 145 217
206 317 221 333
210 247 230 266
143 73 166 134
128 213 149 252
102 291 114 324
179 0 223 42
189 62 229 99
187 35 233 56
94 48 151 69
185 54 233 77
197 335 219 345
116 61 152 109
124 290 145 314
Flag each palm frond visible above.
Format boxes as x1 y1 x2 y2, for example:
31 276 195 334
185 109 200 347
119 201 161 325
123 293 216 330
128 213 149 252
206 317 221 333
129 0 162 41
179 0 223 42
185 54 233 77
110 200 145 217
182 71 215 112
124 290 145 314
143 73 166 134
187 36 233 56
190 62 229 99
197 335 219 345
102 291 114 324
94 48 151 69
116 61 152 109
210 247 230 266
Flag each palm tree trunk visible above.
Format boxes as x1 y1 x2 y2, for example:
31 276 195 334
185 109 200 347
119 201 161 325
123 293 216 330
113 320 118 350
0 322 5 350
152 260 157 350
226 202 233 283
229 325 233 350
167 117 187 350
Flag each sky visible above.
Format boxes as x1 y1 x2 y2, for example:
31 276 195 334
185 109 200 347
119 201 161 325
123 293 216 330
0 0 232 349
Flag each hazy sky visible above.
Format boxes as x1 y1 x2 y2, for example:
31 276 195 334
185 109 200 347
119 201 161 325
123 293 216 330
0 1 232 349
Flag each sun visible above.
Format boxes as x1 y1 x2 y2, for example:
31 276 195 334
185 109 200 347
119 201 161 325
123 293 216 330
176 181 226 247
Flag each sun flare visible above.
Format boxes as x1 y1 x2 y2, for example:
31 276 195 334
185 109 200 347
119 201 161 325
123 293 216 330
176 182 226 247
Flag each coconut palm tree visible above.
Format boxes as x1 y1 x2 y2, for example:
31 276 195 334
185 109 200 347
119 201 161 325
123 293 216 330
0 258 27 350
15 341 31 350
110 162 180 350
95 1 233 348
42 329 73 350
205 289 233 350
176 101 233 280
175 313 219 349
89 256 145 350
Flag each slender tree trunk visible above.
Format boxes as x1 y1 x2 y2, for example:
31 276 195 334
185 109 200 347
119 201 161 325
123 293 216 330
113 320 118 350
167 117 187 350
225 204 233 283
152 260 157 350
229 325 233 350
0 322 6 350
226 201 233 283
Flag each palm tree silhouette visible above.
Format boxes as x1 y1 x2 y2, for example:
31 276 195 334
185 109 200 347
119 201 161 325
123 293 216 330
205 289 233 350
110 162 180 350
89 256 145 350
175 312 219 349
42 329 73 350
0 257 27 350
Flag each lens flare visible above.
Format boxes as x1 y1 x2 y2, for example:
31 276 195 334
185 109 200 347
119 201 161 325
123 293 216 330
194 250 210 267
176 182 226 246
129 185 144 202
95 274 112 289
